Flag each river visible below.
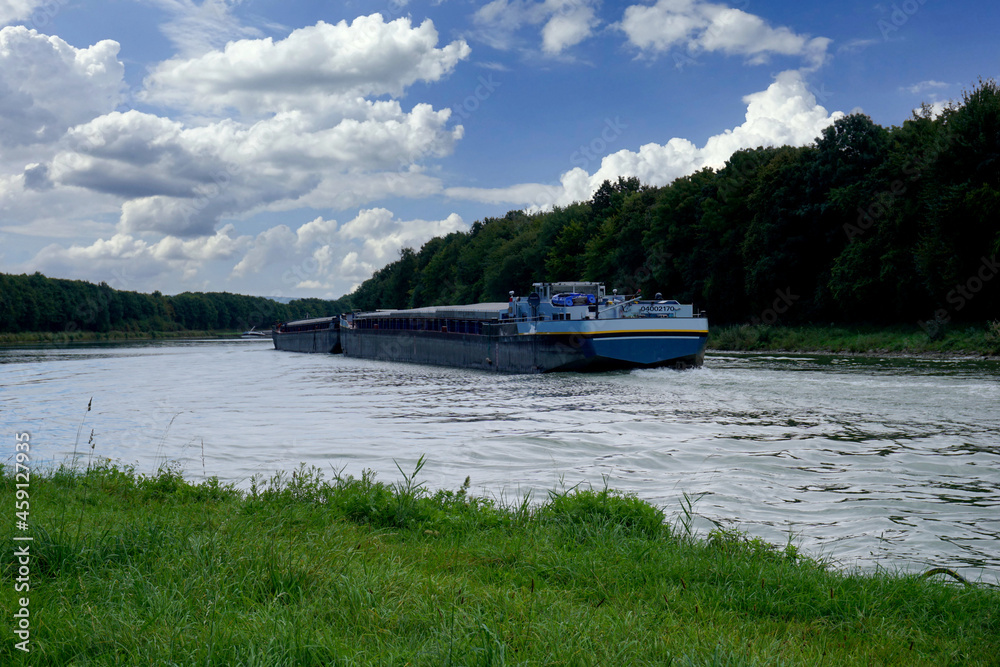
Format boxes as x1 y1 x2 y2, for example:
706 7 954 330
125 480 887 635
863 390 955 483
2 339 998 583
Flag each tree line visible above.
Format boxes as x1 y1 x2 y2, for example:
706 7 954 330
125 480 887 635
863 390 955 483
350 79 999 326
0 272 350 334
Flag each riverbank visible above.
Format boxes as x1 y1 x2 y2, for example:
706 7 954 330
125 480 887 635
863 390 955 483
708 322 1000 358
4 322 999 359
3 463 996 665
0 328 254 345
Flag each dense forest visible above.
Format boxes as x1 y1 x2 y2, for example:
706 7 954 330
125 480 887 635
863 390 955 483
0 272 349 335
351 80 999 326
1 80 997 335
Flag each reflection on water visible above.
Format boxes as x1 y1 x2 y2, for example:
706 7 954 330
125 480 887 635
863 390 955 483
2 341 998 582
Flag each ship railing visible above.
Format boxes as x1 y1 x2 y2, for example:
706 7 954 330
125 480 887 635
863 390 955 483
597 296 642 317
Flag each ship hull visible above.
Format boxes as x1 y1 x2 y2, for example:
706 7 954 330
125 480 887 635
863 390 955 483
341 319 707 373
271 329 340 353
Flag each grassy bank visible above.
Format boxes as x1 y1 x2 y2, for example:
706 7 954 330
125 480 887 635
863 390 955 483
0 329 251 345
3 462 997 665
708 321 1000 357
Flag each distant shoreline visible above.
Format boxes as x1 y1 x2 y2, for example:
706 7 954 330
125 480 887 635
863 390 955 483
3 323 999 359
0 329 253 345
707 323 1000 359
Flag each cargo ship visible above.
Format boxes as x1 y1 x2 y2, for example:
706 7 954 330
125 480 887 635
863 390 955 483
271 316 340 353
339 282 707 373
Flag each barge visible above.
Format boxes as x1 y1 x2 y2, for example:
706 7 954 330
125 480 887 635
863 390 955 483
271 316 340 353
340 282 707 373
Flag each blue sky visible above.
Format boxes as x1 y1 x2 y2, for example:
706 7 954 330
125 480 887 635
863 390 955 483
0 0 995 298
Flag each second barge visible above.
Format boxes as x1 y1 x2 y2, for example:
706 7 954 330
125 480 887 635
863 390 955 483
271 316 340 353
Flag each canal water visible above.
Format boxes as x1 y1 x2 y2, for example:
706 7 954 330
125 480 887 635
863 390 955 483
2 339 998 583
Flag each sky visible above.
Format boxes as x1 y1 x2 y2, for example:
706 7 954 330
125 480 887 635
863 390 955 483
0 0 996 300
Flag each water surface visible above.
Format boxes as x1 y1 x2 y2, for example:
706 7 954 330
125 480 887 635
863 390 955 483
2 340 998 582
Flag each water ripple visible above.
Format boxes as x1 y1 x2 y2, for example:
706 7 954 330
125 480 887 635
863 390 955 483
2 342 998 582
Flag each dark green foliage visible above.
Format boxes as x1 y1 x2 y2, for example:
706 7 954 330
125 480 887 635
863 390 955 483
341 80 1000 326
0 272 350 334
543 485 667 539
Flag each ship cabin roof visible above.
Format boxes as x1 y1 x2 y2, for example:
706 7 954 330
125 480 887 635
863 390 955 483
531 282 605 300
283 315 339 327
360 302 510 321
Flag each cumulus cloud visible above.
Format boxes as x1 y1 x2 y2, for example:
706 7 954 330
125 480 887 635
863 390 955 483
230 208 467 295
446 70 844 208
29 225 253 288
619 0 829 68
0 26 124 149
141 14 471 116
0 0 48 26
472 0 600 55
39 103 461 237
14 15 468 239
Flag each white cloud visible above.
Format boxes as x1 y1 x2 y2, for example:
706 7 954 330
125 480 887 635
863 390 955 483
472 0 600 55
11 15 468 239
902 80 950 95
0 0 47 27
902 81 952 118
141 14 470 117
148 0 264 56
29 225 253 289
230 208 467 295
0 26 124 149
619 0 829 68
3 13 474 297
837 38 878 54
540 1 600 54
446 70 844 208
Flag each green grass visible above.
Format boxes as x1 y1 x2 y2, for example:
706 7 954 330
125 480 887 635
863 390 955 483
2 461 998 665
709 321 1000 357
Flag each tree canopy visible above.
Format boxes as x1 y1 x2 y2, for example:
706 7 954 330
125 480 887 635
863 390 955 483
0 273 349 335
349 80 1000 325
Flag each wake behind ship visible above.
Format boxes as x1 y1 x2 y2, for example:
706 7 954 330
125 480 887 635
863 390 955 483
338 282 707 373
